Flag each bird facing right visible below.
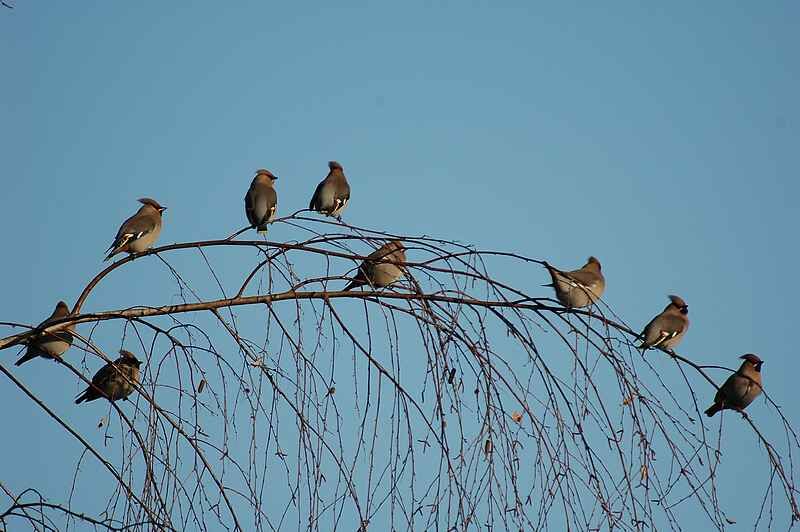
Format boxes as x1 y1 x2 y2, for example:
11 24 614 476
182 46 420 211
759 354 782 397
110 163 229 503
309 161 351 220
244 169 278 233
544 256 605 309
705 354 764 417
105 198 167 261
343 240 406 291
75 350 143 404
15 301 74 366
638 295 690 353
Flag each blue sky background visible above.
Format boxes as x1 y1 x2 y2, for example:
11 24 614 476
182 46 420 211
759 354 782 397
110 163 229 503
1 2 798 530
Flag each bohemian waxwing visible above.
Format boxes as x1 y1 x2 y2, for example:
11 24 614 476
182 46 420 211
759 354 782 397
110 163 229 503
244 169 278 233
105 198 166 261
309 161 350 220
75 350 142 404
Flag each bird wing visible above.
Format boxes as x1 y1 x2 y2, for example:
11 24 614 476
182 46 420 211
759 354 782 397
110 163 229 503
244 186 257 226
333 180 350 213
309 180 326 210
76 361 117 402
639 312 683 347
90 361 118 391
641 314 685 347
368 245 395 262
108 210 158 251
562 270 601 291
344 246 390 290
335 179 351 202
654 313 687 335
245 183 277 227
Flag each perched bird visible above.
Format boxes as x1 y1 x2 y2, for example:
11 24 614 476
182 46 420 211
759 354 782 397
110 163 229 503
15 301 74 366
244 169 278 233
638 295 689 352
343 240 406 291
705 354 764 417
544 256 605 309
105 198 166 261
309 161 351 220
75 350 143 404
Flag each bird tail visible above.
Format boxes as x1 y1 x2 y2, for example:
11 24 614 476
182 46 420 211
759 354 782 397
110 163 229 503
542 262 559 288
342 281 358 292
15 348 40 367
257 225 269 235
633 332 648 350
104 247 121 262
75 390 89 404
104 234 133 261
704 403 721 417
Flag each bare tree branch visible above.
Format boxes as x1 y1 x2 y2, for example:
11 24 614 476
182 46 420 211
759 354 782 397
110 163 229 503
1 215 797 530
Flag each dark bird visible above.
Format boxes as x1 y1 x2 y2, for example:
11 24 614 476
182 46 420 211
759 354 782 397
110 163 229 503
105 198 166 261
544 256 605 308
343 240 406 291
705 354 764 417
75 350 142 404
638 295 690 353
309 161 351 220
15 301 73 366
244 169 278 233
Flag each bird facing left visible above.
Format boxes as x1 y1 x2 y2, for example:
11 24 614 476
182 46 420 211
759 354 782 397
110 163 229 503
15 301 74 366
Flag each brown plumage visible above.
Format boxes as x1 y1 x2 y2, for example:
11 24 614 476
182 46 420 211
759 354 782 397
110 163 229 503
244 169 278 233
638 295 690 352
544 256 605 309
343 240 406 291
309 161 351 220
705 354 764 417
105 198 167 261
15 301 74 366
75 350 142 404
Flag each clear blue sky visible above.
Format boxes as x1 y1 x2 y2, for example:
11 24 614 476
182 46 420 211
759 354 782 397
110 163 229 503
1 2 798 530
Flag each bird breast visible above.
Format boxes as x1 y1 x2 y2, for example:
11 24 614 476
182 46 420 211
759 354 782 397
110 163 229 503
554 274 601 308
659 330 685 350
317 183 337 210
317 182 348 216
728 373 762 408
369 263 404 287
107 366 139 401
36 337 71 357
128 225 162 253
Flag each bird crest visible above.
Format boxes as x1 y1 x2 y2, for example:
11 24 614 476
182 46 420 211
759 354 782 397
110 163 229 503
138 198 166 212
668 295 688 311
740 353 764 369
255 169 277 180
119 349 143 367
